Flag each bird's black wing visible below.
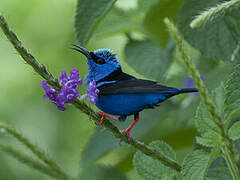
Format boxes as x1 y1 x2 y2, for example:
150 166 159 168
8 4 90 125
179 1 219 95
98 79 178 95
96 68 136 85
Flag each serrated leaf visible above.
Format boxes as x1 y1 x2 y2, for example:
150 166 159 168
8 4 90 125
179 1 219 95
196 136 218 148
224 64 240 125
195 103 221 145
133 140 179 180
77 164 127 180
212 83 225 117
206 157 232 180
228 121 240 140
81 107 169 168
178 0 240 61
75 0 116 45
181 150 212 180
143 0 185 46
124 40 174 81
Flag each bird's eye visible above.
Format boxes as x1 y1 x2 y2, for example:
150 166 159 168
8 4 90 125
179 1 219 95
90 52 106 64
95 58 105 64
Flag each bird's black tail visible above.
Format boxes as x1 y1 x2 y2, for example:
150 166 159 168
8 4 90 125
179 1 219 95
178 88 198 94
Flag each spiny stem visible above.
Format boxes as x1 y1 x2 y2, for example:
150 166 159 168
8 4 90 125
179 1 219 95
164 18 224 132
0 144 66 180
190 0 240 28
0 123 69 179
0 14 181 172
164 17 240 176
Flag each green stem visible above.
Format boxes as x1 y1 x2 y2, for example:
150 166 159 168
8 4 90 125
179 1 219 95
0 123 69 179
0 144 66 180
164 17 240 176
190 0 240 28
222 144 239 180
0 14 181 172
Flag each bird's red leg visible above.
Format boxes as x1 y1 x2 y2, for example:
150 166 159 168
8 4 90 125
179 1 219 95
122 113 140 140
97 112 121 124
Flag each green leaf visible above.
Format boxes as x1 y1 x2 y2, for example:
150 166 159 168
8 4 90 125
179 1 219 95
206 157 232 180
228 121 240 140
78 164 127 180
196 136 218 148
178 0 240 61
81 109 166 168
80 128 117 168
75 0 116 45
143 0 185 47
212 83 225 118
181 150 212 180
133 140 179 180
124 40 174 81
93 7 140 39
137 0 158 12
224 64 240 125
195 102 221 148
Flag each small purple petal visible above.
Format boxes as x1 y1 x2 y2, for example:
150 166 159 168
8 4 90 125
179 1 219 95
183 75 205 97
59 70 68 85
183 77 195 89
40 80 58 101
70 69 79 80
40 69 83 111
59 86 80 103
183 75 205 89
57 105 66 111
82 81 99 104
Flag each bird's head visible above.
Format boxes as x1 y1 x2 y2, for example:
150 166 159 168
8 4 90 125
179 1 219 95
72 44 121 85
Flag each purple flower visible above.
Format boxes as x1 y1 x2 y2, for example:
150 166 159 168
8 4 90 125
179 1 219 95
80 81 99 104
40 81 58 101
60 69 82 88
183 77 196 89
41 69 82 111
183 75 205 96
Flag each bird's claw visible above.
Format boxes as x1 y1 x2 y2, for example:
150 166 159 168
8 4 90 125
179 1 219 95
97 112 121 125
97 112 105 125
120 130 132 141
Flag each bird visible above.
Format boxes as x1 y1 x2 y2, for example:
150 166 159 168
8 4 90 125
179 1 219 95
72 44 198 140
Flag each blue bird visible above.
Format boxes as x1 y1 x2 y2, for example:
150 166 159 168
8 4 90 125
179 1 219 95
72 44 198 139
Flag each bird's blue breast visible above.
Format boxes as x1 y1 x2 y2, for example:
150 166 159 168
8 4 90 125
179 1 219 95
96 93 169 116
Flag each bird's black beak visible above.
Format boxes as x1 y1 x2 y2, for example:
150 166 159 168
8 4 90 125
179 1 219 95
71 44 91 58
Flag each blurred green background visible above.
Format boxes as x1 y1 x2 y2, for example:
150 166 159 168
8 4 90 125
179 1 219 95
0 0 235 179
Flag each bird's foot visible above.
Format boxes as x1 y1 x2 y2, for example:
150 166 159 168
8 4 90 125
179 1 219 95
96 112 120 125
121 129 132 141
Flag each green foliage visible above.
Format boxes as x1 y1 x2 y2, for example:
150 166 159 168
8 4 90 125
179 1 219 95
93 7 139 39
224 64 240 125
75 0 116 45
80 128 118 167
2 0 240 179
124 40 174 81
181 150 212 180
0 123 70 179
143 0 185 47
195 102 221 148
178 0 240 61
190 0 240 28
228 121 240 141
206 157 232 180
133 140 179 180
195 63 240 147
78 164 127 180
